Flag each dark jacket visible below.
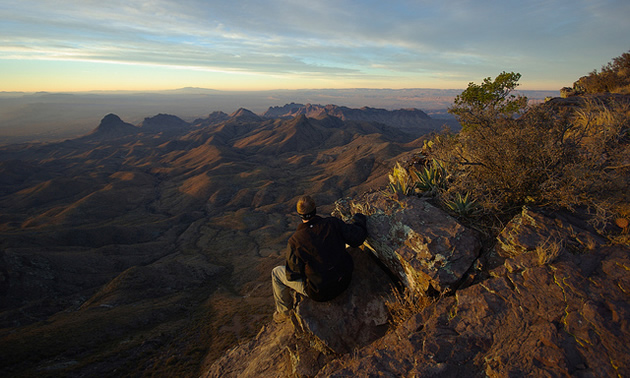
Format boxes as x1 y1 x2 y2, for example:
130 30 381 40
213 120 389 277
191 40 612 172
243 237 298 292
285 213 367 301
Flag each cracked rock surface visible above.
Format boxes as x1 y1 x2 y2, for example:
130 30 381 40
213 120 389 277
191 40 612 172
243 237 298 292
339 192 481 294
318 209 630 377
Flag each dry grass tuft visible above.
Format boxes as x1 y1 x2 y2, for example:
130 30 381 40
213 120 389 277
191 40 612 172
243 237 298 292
536 237 563 265
385 287 435 326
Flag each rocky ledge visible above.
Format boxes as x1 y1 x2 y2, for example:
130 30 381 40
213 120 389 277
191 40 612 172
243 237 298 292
341 192 481 294
205 193 630 377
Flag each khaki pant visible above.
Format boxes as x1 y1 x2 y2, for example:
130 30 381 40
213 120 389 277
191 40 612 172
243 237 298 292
272 265 307 314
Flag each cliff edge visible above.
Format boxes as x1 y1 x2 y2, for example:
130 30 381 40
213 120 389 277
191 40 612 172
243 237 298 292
205 192 630 377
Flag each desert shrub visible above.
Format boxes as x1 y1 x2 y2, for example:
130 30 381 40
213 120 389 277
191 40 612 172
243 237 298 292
574 51 630 94
387 158 445 194
449 71 528 131
428 109 562 214
541 99 630 231
426 76 630 234
443 192 479 217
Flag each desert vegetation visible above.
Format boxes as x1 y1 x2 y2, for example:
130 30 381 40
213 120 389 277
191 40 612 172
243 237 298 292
381 53 630 345
384 285 435 326
389 53 630 245
571 50 630 95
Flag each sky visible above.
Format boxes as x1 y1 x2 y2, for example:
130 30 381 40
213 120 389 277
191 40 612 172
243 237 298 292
1 0 629 92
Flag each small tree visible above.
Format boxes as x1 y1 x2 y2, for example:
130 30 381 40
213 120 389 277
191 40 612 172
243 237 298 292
449 71 528 131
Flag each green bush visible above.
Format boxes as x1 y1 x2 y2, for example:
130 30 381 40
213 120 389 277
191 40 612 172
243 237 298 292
449 71 528 131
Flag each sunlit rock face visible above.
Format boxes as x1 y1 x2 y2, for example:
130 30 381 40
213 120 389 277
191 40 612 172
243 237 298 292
337 192 481 294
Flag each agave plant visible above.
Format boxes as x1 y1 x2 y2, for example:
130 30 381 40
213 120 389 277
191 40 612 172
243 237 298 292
388 162 415 196
444 192 479 216
414 159 447 194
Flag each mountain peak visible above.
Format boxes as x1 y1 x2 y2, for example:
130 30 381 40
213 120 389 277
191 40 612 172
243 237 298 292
90 113 138 139
140 113 189 132
262 103 306 118
192 111 230 127
100 113 124 126
230 108 261 121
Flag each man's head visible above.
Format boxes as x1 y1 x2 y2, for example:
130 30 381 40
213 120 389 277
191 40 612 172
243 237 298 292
297 195 316 221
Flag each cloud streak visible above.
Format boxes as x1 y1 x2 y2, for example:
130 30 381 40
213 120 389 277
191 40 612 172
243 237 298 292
1 0 629 90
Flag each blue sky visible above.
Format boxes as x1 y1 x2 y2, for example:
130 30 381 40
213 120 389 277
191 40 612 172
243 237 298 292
1 0 629 91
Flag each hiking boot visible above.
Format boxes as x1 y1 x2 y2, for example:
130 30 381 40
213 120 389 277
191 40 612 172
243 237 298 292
273 311 290 323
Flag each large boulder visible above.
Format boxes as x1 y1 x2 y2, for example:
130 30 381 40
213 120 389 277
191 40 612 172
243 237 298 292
292 247 393 355
204 247 395 377
336 192 481 294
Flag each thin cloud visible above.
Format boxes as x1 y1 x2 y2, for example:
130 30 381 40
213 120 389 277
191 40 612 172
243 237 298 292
1 0 629 90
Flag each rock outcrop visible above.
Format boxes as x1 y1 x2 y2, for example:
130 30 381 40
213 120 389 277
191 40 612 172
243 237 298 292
206 192 483 375
206 203 630 377
338 192 481 294
317 208 630 377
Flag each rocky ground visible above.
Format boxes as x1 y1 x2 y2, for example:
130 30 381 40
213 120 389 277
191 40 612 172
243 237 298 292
206 194 630 377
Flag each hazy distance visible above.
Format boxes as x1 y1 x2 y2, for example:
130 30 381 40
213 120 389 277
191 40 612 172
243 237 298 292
0 88 557 145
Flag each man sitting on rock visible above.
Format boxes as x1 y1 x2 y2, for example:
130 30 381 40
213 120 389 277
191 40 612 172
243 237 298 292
272 195 367 323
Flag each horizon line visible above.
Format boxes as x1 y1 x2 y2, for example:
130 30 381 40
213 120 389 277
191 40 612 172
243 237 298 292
1 87 560 95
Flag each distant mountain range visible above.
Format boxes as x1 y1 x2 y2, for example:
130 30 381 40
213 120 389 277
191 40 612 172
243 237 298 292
261 103 450 134
2 87 562 145
264 103 430 119
85 103 457 141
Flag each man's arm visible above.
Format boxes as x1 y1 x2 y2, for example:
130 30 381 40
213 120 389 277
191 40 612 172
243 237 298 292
342 213 368 247
285 241 305 281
